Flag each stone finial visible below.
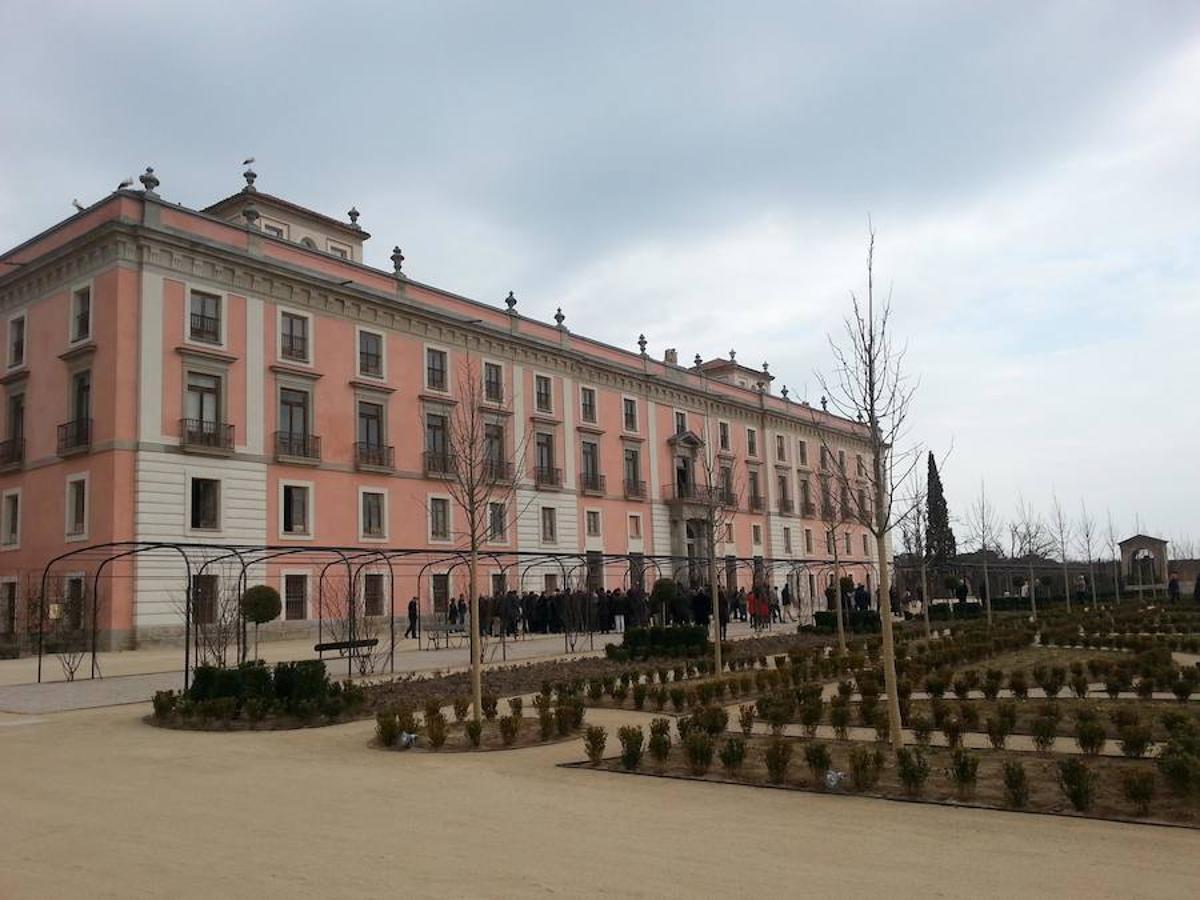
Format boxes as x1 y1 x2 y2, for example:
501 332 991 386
729 348 736 361
694 353 703 368
243 166 257 192
762 361 770 375
504 291 517 312
781 385 789 400
820 395 828 411
637 334 647 356
139 167 160 196
391 246 405 274
348 206 361 228
242 203 260 228
554 307 565 328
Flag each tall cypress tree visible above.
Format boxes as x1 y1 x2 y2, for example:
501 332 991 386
925 452 957 571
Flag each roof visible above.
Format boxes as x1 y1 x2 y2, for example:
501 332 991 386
1118 534 1167 547
698 357 775 382
203 189 371 240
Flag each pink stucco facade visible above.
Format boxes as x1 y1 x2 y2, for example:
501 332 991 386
0 173 880 649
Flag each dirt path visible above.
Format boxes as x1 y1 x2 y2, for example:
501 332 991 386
0 702 1194 898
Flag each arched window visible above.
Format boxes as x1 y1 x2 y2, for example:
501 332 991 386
299 237 317 250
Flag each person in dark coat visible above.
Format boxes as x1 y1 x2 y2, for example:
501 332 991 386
718 589 730 642
405 597 420 639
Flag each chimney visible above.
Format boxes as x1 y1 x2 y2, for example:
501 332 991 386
663 348 678 366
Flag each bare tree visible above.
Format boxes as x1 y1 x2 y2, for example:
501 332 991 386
1104 509 1122 604
819 475 849 653
1049 493 1075 612
316 575 390 677
1169 534 1197 561
1012 497 1052 620
1076 501 1099 607
815 225 924 750
177 576 241 669
696 411 745 674
43 578 91 681
964 479 1002 626
436 353 531 723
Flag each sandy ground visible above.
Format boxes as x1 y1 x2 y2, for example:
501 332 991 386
1 703 1197 899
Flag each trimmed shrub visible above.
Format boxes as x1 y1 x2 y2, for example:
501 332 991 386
618 725 645 770
499 715 519 746
465 719 483 747
986 716 1009 750
1031 717 1057 753
719 737 746 773
830 701 850 740
948 749 980 799
426 712 447 749
848 745 884 791
941 716 964 750
376 710 399 747
648 728 671 763
693 705 729 736
452 696 470 723
633 683 648 710
804 742 832 783
765 738 793 784
1075 720 1107 756
684 731 715 775
800 701 823 738
508 697 524 719
538 709 554 741
1007 670 1029 700
653 686 668 710
1057 758 1096 811
1121 769 1156 816
152 690 177 721
1157 716 1200 797
911 715 932 747
1003 761 1029 808
584 725 607 764
482 694 499 721
896 748 930 797
1070 673 1090 700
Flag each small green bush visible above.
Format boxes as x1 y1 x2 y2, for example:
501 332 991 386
765 738 793 784
152 690 177 721
482 694 499 721
684 731 714 775
618 725 645 770
584 725 607 764
508 697 523 719
941 716 963 750
499 714 520 746
1121 769 1156 816
800 701 823 738
465 719 483 747
537 709 554 741
719 737 746 773
804 742 832 783
911 714 932 747
848 745 884 791
1007 670 1029 700
426 712 447 749
1070 673 1090 700
948 749 980 799
376 710 399 747
1003 761 1029 808
669 687 686 711
830 702 850 740
1057 758 1096 811
986 716 1009 750
1031 716 1057 752
1075 720 1107 756
896 748 930 797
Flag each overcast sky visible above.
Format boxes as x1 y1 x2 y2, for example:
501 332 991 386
2 1 1198 550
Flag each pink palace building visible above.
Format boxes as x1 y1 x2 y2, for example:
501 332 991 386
0 167 882 651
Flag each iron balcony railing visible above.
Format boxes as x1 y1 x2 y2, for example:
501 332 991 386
623 478 647 500
534 466 563 488
189 312 220 344
483 459 513 482
359 350 383 377
180 418 234 452
57 418 92 455
275 431 321 461
0 437 23 469
281 333 308 361
423 450 456 477
355 442 395 470
801 500 816 517
748 493 765 512
580 471 606 495
484 380 504 402
779 496 794 515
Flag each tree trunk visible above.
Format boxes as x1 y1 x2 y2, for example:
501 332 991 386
831 533 846 653
919 555 931 639
1062 561 1071 614
876 530 904 749
1112 558 1121 604
1028 561 1038 621
708 523 722 676
982 556 992 627
469 544 482 724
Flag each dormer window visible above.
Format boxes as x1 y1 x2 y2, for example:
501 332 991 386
327 241 349 259
262 222 285 239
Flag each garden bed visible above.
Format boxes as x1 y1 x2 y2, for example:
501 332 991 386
568 732 1199 828
375 716 579 753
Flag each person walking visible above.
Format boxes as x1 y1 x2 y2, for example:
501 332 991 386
405 597 419 639
781 583 796 622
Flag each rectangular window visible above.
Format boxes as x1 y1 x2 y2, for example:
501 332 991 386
845 533 852 555
776 434 786 461
748 470 761 504
623 448 640 484
674 411 686 435
364 573 384 617
798 440 808 467
8 393 24 443
541 507 557 542
328 244 348 259
801 479 811 511
862 534 870 556
488 501 506 541
535 374 552 413
278 388 310 452
752 524 762 545
430 497 450 539
720 465 733 500
535 432 554 472
185 372 220 427
262 222 285 239
580 386 597 423
783 527 792 554
586 510 601 537
189 291 221 344
1 491 19 546
725 523 733 542
66 476 87 537
358 331 383 377
628 514 642 539
0 581 16 634
543 573 558 593
71 370 92 422
280 312 309 362
856 454 865 477
484 423 504 475
426 348 448 391
190 478 220 530
284 573 307 620
7 315 25 367
581 441 599 478
718 421 730 451
361 491 385 538
777 474 789 507
425 413 449 462
838 449 846 472
357 401 384 447
72 287 91 342
282 484 310 535
747 428 758 457
484 362 503 402
826 530 834 554
804 528 813 553
623 398 638 432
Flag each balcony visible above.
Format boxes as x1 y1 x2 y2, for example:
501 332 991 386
779 497 794 515
534 466 563 488
423 450 457 478
57 418 92 456
281 334 308 362
801 500 816 518
180 418 234 453
189 312 221 344
0 437 23 470
580 471 606 496
355 442 395 472
748 493 765 512
483 459 513 482
484 382 504 403
275 431 321 463
623 478 647 500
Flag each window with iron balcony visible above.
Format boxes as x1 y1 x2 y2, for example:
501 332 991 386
484 362 503 402
280 312 308 362
189 291 221 344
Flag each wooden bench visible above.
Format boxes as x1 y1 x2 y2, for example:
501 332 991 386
314 638 379 657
